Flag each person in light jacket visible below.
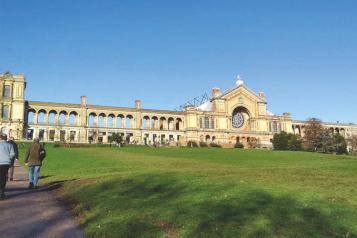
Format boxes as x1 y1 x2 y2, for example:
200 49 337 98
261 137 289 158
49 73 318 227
0 134 15 200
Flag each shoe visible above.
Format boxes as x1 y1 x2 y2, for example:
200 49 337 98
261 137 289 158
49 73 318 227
28 183 34 189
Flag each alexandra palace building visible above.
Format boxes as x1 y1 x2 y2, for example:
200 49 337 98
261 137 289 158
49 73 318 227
1 71 356 149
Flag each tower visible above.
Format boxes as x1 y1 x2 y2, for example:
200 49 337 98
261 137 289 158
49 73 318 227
0 71 26 139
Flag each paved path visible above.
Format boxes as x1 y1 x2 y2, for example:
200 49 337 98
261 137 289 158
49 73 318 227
0 161 87 238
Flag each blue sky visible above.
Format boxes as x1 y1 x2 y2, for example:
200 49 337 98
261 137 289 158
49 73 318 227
1 0 356 123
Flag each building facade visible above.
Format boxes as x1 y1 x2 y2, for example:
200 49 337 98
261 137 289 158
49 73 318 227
1 72 356 148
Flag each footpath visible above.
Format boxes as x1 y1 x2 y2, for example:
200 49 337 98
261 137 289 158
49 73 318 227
0 161 87 238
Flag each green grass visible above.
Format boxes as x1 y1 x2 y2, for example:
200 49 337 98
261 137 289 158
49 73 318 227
19 144 357 238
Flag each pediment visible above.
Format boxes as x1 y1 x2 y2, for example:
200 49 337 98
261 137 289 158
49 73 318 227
219 85 266 103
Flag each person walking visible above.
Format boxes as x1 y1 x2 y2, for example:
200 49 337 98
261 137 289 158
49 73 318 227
25 138 46 189
7 136 19 181
0 134 15 200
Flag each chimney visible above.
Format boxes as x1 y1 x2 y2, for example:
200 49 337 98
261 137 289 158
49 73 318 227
212 88 221 98
81 96 87 106
135 100 141 109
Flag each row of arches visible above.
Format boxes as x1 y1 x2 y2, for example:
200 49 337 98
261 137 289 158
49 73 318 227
292 124 348 137
27 109 79 126
27 109 184 131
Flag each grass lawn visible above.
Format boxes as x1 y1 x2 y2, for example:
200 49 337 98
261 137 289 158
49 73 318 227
19 145 357 238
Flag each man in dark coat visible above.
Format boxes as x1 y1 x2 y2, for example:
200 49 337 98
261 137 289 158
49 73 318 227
25 138 45 189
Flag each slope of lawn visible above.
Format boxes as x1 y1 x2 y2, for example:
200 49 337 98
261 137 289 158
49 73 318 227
19 144 357 238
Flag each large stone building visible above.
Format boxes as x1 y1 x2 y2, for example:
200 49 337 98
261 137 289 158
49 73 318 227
1 72 356 148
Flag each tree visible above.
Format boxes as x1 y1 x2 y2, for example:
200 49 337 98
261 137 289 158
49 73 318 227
110 133 123 146
272 131 290 150
303 118 324 151
332 134 347 154
319 129 334 153
288 134 303 151
272 132 303 151
347 135 357 152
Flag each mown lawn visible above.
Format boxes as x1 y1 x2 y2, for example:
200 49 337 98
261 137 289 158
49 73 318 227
19 145 357 238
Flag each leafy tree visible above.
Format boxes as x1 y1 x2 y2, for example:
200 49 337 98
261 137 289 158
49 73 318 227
319 129 334 153
332 133 347 154
110 133 123 146
303 118 324 151
272 131 290 150
288 134 303 151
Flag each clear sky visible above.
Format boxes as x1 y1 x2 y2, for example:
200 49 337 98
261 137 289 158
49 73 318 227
1 0 356 123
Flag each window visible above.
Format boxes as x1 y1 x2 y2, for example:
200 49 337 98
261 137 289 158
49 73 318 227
2 105 9 119
211 118 215 129
269 121 281 133
204 117 210 129
3 85 10 97
199 118 203 128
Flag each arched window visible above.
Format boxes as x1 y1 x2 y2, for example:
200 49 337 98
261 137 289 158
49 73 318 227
69 112 78 126
38 110 46 124
232 107 249 129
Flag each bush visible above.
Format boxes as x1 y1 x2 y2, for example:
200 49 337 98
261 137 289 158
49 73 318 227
288 134 303 151
248 138 261 148
273 132 303 151
333 134 347 155
210 142 222 148
234 142 244 149
187 140 198 148
272 132 290 150
199 141 208 147
53 142 62 148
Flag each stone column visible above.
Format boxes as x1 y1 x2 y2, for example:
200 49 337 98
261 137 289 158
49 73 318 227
94 116 98 127
121 118 125 128
55 114 59 125
103 116 107 128
112 117 117 128
65 114 70 126
33 112 39 125
44 113 49 125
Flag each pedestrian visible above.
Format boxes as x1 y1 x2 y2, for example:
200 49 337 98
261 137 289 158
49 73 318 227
0 134 15 200
7 136 19 181
25 138 46 189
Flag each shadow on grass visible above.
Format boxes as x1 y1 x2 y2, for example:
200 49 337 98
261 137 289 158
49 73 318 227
66 174 356 238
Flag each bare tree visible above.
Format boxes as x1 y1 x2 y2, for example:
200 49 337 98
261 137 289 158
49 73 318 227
303 118 324 151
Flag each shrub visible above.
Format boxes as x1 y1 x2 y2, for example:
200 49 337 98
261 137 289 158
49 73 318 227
288 134 303 151
333 134 347 155
210 142 222 148
53 142 61 148
272 131 290 150
199 141 208 147
234 142 244 149
187 140 198 148
248 138 261 148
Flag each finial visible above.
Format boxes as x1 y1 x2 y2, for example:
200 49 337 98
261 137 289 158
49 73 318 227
236 75 244 86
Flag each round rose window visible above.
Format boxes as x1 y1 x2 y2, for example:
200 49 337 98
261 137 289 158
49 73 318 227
232 112 244 128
